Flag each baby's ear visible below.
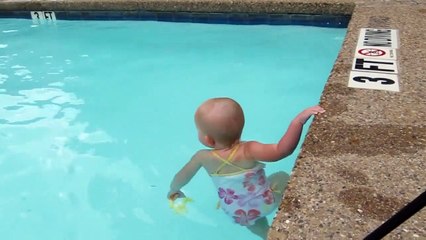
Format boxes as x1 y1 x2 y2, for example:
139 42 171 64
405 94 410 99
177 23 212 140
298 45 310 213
205 135 216 148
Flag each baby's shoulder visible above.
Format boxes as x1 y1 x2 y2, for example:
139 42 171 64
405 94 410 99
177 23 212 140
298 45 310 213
191 149 215 167
192 149 213 159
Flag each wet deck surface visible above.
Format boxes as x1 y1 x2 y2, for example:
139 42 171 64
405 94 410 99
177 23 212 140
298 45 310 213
1 0 425 239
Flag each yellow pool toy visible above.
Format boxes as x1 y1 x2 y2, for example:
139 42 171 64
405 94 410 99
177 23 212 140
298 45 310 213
169 197 193 214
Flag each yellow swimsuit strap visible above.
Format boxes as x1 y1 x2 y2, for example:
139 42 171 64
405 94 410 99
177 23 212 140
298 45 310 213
212 144 246 174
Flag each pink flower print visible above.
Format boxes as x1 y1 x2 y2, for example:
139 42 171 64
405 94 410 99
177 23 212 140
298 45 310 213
218 188 238 205
233 209 261 226
257 170 266 185
243 172 256 192
262 189 274 205
243 169 266 192
237 191 263 208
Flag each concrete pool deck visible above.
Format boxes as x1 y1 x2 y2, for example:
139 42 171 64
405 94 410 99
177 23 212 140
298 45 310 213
0 0 424 239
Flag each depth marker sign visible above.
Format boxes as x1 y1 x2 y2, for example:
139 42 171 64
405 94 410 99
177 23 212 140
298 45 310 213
349 71 399 92
352 58 398 74
349 28 400 92
30 11 56 24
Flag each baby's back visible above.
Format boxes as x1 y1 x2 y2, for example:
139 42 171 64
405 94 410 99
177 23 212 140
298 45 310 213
197 143 260 175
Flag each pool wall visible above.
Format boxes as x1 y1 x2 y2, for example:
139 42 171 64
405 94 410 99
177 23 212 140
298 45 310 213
0 0 425 239
0 0 354 15
0 10 350 27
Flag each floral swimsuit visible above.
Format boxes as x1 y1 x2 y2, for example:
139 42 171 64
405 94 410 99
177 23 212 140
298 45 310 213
210 144 278 226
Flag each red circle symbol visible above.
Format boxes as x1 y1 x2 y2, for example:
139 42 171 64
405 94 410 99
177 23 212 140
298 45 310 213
358 48 386 56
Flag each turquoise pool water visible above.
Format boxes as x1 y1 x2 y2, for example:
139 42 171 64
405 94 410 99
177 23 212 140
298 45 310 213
0 19 345 240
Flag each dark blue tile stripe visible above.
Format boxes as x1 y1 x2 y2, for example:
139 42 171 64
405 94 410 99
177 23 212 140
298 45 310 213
0 10 350 27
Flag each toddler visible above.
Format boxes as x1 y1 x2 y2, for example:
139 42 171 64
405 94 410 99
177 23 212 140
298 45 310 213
168 97 325 239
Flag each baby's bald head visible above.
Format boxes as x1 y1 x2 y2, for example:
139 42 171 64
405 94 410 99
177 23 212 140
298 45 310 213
195 98 245 147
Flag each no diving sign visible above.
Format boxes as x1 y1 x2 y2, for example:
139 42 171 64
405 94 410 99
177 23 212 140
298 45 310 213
359 48 386 56
355 47 397 60
348 28 400 92
357 28 399 49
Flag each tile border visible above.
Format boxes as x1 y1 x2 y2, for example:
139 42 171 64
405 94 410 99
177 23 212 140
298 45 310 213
0 10 350 27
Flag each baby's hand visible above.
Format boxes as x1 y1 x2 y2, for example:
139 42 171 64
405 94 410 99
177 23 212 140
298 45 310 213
167 190 186 200
295 105 325 124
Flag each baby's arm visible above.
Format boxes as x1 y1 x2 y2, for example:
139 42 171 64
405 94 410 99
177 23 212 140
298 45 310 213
168 151 203 200
245 105 325 162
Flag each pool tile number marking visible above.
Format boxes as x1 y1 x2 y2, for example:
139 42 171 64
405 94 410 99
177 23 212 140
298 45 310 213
349 28 400 92
30 11 56 24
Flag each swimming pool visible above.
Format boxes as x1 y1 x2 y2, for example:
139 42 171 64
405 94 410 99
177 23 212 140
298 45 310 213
0 18 346 239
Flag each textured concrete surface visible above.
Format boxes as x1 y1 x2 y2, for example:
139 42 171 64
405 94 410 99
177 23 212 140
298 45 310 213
268 1 426 239
0 0 425 239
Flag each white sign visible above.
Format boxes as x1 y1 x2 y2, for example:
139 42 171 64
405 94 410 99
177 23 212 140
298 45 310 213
349 71 399 92
349 28 400 92
31 11 56 24
352 58 398 74
357 28 399 49
355 47 397 60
